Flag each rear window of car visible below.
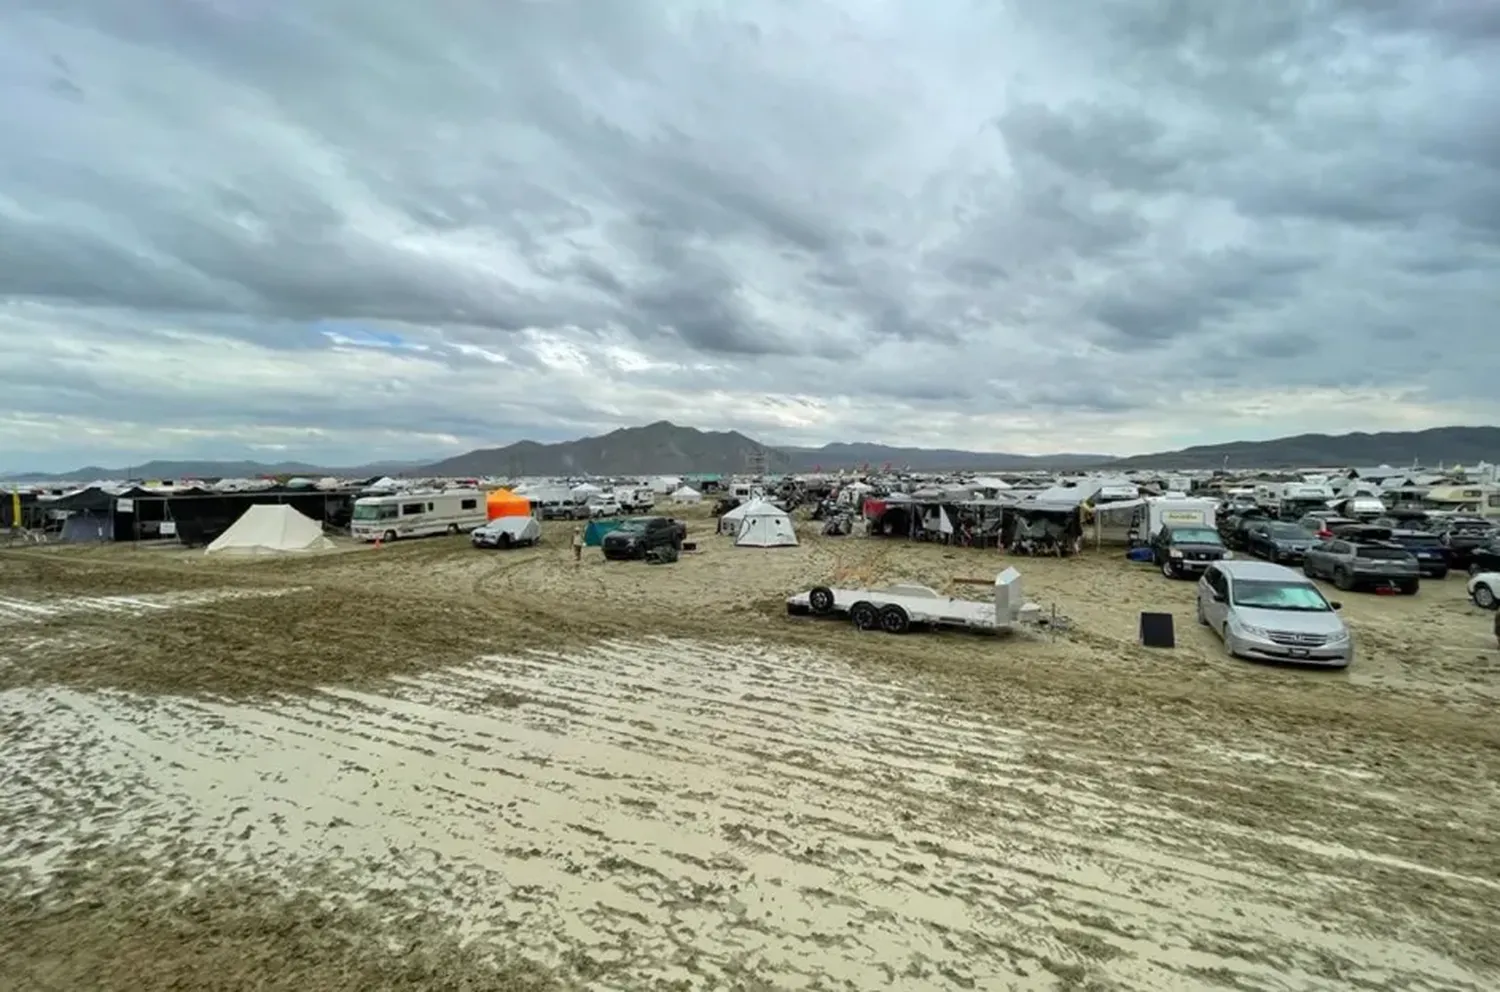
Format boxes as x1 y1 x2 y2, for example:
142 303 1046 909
1356 545 1411 560
1392 534 1441 547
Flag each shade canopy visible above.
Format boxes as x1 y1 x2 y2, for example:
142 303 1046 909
486 488 531 520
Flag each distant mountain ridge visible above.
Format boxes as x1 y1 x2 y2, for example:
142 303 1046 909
1106 426 1500 470
1 459 427 484
8 423 1497 482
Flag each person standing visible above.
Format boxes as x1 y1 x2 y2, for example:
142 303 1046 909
572 525 583 562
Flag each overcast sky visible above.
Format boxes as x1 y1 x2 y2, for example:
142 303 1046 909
2 1 1498 471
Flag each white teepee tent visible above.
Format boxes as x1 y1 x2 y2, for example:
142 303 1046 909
205 504 335 556
733 500 798 547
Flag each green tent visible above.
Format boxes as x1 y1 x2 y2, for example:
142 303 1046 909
584 519 623 546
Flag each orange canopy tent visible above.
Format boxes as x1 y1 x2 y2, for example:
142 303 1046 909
486 488 531 521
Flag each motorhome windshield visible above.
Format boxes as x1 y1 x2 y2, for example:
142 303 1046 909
352 504 398 521
1231 579 1330 612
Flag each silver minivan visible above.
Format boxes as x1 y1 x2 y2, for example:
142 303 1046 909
1197 559 1353 667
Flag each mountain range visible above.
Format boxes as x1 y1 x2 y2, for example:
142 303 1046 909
4 423 1497 482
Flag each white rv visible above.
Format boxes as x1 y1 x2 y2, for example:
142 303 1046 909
350 488 487 542
1132 496 1219 542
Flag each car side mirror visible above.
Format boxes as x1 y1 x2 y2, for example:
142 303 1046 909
1211 591 1226 602
1329 601 1342 610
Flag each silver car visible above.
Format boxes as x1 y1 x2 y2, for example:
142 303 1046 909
1197 559 1353 668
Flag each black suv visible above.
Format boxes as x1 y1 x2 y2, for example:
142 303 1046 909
1386 529 1449 579
1468 538 1500 576
1244 521 1317 564
601 517 687 560
1434 517 1497 570
1152 524 1229 579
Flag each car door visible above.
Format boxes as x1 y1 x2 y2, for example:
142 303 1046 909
1247 524 1269 558
1199 566 1228 632
1304 540 1330 576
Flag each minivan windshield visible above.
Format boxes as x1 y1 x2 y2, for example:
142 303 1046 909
1231 579 1331 611
1170 527 1222 545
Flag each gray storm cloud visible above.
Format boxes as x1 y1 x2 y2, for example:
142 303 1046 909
0 0 1497 469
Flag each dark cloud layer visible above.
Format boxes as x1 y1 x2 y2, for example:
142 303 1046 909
1 0 1497 470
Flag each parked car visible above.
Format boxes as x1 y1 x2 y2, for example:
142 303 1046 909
1245 521 1318 564
1433 517 1497 570
1297 513 1359 540
1469 571 1499 610
1302 537 1420 594
1196 560 1352 667
1466 539 1500 576
1152 523 1231 580
589 493 622 517
601 516 687 560
470 516 541 549
1385 529 1449 578
1219 509 1269 550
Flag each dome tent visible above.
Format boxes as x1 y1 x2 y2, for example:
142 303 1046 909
486 488 531 521
732 500 798 548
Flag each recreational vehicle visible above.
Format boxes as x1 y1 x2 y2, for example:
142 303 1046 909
350 488 487 542
1279 483 1336 519
1425 484 1500 521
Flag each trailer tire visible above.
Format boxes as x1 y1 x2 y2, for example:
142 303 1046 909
878 604 911 634
447 523 460 535
808 586 835 615
850 601 879 630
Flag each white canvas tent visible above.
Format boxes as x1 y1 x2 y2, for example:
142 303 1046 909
205 504 335 556
671 485 702 504
734 500 798 547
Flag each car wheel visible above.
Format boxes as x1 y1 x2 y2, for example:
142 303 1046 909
1473 583 1497 611
382 530 397 543
878 604 911 634
1160 559 1177 579
808 586 835 615
1195 599 1207 626
1398 580 1419 596
1334 568 1354 591
850 601 879 630
1302 561 1316 578
1431 569 1449 581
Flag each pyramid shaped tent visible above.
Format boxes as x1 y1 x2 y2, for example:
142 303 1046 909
205 504 335 556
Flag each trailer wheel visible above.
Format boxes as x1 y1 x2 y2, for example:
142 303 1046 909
850 601 879 630
447 523 460 535
808 586 835 615
878 604 911 634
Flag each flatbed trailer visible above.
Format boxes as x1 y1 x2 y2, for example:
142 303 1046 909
786 566 1044 634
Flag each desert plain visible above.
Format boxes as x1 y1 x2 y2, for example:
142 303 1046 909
2 506 1498 991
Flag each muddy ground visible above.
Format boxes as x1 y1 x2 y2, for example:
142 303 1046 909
2 512 1498 991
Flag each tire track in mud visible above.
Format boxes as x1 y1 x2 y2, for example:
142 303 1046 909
3 640 1494 992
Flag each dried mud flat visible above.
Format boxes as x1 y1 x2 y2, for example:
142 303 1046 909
2 525 1499 991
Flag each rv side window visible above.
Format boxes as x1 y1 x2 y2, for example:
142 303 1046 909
1489 494 1500 508
401 502 425 516
460 499 477 510
427 503 434 511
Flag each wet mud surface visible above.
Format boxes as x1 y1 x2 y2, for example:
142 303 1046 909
2 520 1498 990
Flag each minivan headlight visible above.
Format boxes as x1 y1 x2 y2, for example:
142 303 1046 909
1234 621 1270 638
1326 628 1350 644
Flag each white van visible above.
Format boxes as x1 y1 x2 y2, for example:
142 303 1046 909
350 489 487 542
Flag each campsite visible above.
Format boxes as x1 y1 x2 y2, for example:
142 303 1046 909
3 496 1499 992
